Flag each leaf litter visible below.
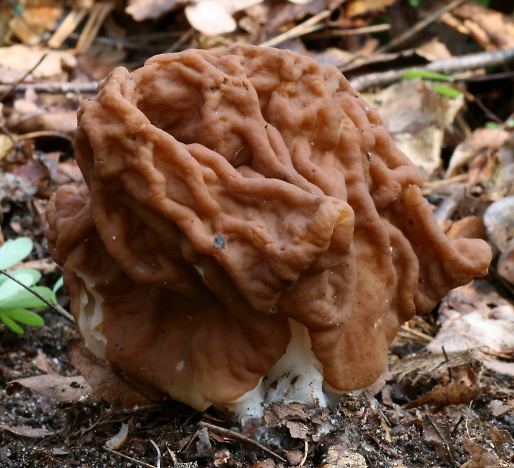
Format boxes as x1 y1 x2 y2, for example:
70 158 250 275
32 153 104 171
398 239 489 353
1 0 514 466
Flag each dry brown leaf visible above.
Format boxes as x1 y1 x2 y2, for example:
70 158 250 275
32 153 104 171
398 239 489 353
405 365 482 411
461 439 514 468
68 338 167 409
125 0 184 21
264 402 310 428
450 2 514 50
0 423 55 438
0 45 76 80
185 0 261 36
320 445 367 468
422 415 454 465
364 79 463 178
7 374 94 403
446 128 510 178
345 0 395 17
444 216 486 241
286 420 309 439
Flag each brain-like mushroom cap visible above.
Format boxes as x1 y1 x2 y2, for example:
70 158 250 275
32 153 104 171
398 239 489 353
46 45 491 411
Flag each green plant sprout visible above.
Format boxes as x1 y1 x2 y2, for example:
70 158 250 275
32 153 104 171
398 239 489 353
401 70 463 99
0 237 55 334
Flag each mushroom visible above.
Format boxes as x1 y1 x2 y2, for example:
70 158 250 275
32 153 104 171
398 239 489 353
45 45 492 415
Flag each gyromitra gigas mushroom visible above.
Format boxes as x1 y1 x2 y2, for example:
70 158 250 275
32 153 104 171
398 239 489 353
46 45 491 415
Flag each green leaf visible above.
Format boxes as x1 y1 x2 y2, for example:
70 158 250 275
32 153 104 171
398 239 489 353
52 276 64 295
0 312 25 334
435 83 462 99
402 70 455 82
3 308 44 327
0 286 53 309
1 269 41 287
485 121 500 129
0 238 33 269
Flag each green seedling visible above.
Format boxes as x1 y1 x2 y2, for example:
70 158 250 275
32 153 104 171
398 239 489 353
402 70 455 82
402 70 463 99
0 237 54 334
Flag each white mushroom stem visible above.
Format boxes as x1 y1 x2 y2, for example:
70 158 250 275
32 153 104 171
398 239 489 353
76 272 107 359
225 319 328 420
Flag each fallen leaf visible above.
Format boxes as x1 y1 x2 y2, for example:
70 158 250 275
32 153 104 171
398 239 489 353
7 374 95 404
286 420 309 439
446 128 510 178
0 423 55 438
461 439 513 468
0 45 76 80
405 365 482 411
264 402 310 428
68 338 167 408
422 415 455 466
427 310 514 355
126 0 184 21
185 0 261 36
320 445 367 468
364 79 463 178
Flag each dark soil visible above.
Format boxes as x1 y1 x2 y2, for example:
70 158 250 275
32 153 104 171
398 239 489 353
1 307 513 468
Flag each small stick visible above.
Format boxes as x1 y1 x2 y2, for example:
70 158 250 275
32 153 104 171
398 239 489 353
375 0 468 55
150 440 161 468
349 48 514 91
300 440 309 466
0 53 48 102
260 10 331 48
103 446 157 468
198 421 287 463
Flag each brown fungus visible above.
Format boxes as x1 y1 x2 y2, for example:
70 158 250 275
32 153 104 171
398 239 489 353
45 45 491 415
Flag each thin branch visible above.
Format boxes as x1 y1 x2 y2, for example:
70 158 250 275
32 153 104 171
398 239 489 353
0 53 48 101
349 48 514 91
103 446 157 468
0 81 98 95
0 269 75 323
198 421 287 463
259 10 331 48
375 0 468 55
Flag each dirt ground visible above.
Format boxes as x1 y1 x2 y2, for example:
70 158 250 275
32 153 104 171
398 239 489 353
0 305 513 467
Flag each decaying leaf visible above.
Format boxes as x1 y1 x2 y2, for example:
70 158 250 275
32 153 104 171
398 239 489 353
461 438 513 468
364 78 463 178
286 420 309 439
405 365 482 411
67 338 167 409
0 423 55 438
422 415 455 466
264 402 310 428
7 374 95 403
320 445 367 468
125 0 185 21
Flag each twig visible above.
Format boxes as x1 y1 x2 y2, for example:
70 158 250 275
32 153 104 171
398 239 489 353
0 269 75 323
259 10 331 48
150 440 161 468
300 440 308 466
17 130 74 143
0 53 48 102
349 48 514 91
103 446 157 468
198 421 287 463
0 126 28 158
0 81 98 95
375 0 468 55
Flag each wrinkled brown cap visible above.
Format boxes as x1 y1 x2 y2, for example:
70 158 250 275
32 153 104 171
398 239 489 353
46 45 492 411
